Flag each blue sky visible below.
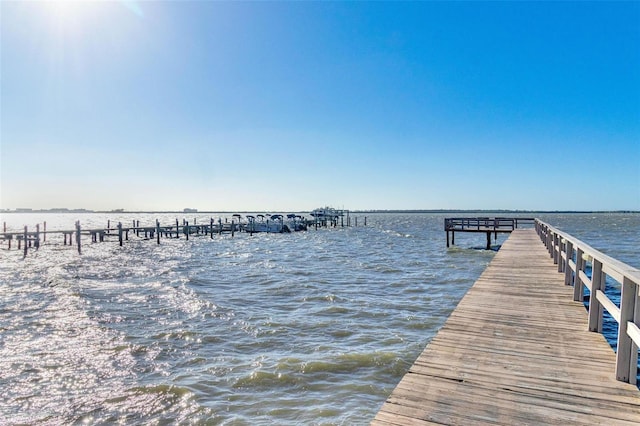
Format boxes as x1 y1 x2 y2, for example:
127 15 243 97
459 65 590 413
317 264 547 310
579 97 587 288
2 1 639 211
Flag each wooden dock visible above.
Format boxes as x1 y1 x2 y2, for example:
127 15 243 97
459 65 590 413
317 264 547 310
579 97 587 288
444 217 535 249
373 227 640 425
1 213 366 256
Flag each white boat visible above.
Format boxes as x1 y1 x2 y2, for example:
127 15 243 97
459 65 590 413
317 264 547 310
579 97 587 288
246 214 288 233
310 207 344 220
310 207 347 226
285 214 307 231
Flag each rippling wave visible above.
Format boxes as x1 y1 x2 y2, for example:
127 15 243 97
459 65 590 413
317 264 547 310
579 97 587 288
1 212 637 424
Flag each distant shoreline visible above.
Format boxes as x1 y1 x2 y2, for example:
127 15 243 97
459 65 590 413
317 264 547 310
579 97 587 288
1 209 638 214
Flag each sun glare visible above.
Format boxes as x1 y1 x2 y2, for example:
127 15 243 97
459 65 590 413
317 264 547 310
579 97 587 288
41 0 107 39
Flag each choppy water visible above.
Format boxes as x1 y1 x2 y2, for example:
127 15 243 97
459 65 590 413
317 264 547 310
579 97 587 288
1 212 638 425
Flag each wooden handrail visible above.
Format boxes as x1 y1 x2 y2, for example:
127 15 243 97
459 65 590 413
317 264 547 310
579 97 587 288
535 219 640 384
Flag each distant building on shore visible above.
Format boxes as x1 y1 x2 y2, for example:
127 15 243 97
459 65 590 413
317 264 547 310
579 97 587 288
184 208 198 213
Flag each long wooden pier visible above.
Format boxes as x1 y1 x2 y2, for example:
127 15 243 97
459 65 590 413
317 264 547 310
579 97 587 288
373 224 640 425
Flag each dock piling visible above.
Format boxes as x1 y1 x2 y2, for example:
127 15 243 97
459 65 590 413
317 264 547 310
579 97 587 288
23 226 27 257
76 221 82 254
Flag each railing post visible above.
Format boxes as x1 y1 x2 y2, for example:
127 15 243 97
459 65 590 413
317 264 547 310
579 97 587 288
615 277 638 383
557 238 564 272
588 259 604 332
118 222 123 246
552 233 559 264
632 282 640 385
156 219 161 245
564 240 573 285
573 248 584 301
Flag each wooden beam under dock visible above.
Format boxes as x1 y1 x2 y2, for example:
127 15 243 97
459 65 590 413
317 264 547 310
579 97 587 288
373 229 640 425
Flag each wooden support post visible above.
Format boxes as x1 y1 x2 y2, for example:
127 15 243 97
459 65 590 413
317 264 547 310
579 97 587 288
43 221 47 242
364 216 367 226
76 221 82 254
355 217 358 227
118 222 123 246
231 220 235 237
588 259 604 332
631 283 640 385
616 277 638 383
176 219 179 238
35 224 40 249
564 241 573 285
452 231 455 245
486 231 491 250
23 226 28 257
558 239 565 273
156 220 161 245
573 248 584 301
219 218 222 235
185 221 189 241
446 231 450 248
210 218 214 238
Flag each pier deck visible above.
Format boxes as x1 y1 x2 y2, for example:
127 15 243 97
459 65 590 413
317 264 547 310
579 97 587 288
373 229 640 425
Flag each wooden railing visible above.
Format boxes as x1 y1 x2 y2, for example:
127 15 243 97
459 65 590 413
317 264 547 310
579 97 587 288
536 219 640 384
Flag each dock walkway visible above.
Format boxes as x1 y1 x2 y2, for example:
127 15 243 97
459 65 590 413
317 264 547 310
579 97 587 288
373 229 640 425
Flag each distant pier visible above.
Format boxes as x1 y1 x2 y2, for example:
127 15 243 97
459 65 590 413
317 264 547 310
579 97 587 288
444 217 535 249
374 220 640 424
1 211 367 257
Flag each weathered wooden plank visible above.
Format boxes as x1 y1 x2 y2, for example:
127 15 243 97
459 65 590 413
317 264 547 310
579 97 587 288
373 229 640 425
